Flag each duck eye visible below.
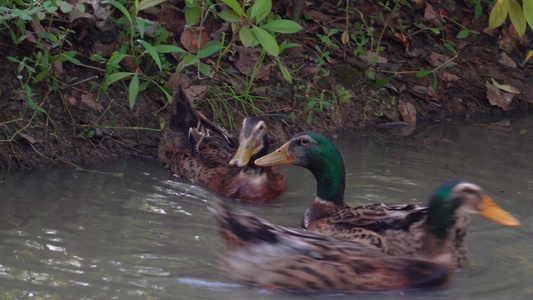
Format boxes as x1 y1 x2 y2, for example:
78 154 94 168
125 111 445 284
300 138 309 146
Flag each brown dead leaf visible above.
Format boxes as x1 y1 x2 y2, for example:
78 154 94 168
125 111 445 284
398 98 417 126
233 46 270 80
428 52 451 68
180 27 210 51
184 86 209 100
120 56 138 72
412 0 425 8
19 132 37 144
93 40 119 58
64 94 79 107
486 81 515 111
359 52 387 65
498 52 518 68
160 4 186 34
395 33 409 52
424 3 442 27
302 66 320 76
426 84 435 99
80 94 103 112
306 10 332 23
410 85 427 99
167 73 192 90
441 72 461 82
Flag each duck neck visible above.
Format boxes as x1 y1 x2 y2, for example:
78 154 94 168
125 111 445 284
422 196 464 263
311 164 345 206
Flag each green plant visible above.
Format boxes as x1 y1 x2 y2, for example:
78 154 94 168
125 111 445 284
290 27 339 124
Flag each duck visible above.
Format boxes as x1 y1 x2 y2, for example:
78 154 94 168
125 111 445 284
207 180 519 292
158 87 287 202
254 132 520 267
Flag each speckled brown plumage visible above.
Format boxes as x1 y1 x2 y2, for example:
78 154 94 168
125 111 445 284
158 88 287 202
255 133 520 269
208 197 452 292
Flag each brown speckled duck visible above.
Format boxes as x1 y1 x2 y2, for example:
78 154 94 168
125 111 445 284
208 179 518 292
158 88 287 202
255 132 520 268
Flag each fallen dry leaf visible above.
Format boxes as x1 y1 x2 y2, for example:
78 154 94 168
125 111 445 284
184 85 209 100
498 52 517 68
359 52 388 65
486 81 515 111
441 72 461 82
395 32 409 52
410 85 427 99
80 93 103 112
398 98 417 125
424 3 442 27
233 46 270 80
19 132 37 144
180 27 210 51
160 4 186 34
491 78 520 94
428 52 451 68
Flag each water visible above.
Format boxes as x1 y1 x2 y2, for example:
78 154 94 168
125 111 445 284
1 120 533 299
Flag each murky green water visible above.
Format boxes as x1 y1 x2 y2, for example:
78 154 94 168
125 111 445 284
1 120 533 299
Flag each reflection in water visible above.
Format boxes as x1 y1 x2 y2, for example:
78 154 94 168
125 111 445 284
1 120 533 299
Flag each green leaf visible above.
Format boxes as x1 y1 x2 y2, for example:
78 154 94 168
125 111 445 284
277 59 292 83
7 56 20 63
489 0 509 29
28 98 47 114
250 0 271 22
183 55 199 66
138 39 162 71
509 0 526 36
138 0 166 11
152 45 187 54
105 72 133 87
108 0 132 24
185 6 201 25
129 72 140 110
306 100 316 110
261 19 303 33
474 2 482 18
456 29 470 39
199 62 214 77
525 0 533 31
416 70 433 77
251 26 279 56
219 9 240 22
137 17 145 39
108 52 128 69
220 0 243 15
306 113 312 124
197 41 222 58
239 27 254 46
34 69 50 82
443 42 457 54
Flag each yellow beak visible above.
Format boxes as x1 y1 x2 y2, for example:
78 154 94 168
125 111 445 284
478 196 520 226
229 137 255 167
254 141 294 166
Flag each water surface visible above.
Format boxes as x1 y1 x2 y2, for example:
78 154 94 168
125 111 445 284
1 120 532 299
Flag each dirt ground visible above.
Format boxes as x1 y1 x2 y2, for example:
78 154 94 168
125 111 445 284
1 0 532 171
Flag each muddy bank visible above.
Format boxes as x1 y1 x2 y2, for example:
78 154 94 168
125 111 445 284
1 0 532 171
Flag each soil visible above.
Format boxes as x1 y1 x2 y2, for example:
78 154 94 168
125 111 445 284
1 0 533 171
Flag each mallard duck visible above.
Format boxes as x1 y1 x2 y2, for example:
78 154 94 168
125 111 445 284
208 180 519 292
255 132 520 267
158 87 287 202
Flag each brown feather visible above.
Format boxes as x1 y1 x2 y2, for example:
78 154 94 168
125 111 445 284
158 88 287 202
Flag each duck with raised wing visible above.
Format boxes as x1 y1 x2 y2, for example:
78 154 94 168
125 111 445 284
255 132 520 267
158 88 287 202
208 179 519 292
